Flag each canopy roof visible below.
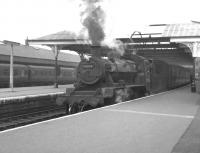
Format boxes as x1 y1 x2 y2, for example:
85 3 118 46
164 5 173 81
0 43 79 62
27 31 184 55
162 23 200 37
27 30 89 45
27 30 114 56
35 31 82 40
26 29 194 67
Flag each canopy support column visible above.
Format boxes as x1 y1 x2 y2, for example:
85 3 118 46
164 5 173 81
193 42 200 93
53 45 60 88
3 40 20 91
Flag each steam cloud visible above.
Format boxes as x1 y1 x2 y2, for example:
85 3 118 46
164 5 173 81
80 0 105 45
106 39 125 56
80 0 125 57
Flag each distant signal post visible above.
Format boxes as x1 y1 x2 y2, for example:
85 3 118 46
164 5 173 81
3 40 20 91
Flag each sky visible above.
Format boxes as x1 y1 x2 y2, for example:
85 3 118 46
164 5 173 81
0 0 199 45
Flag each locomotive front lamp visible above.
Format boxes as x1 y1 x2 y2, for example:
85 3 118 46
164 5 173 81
3 40 20 92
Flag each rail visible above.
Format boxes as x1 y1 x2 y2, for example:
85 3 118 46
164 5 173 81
0 105 66 131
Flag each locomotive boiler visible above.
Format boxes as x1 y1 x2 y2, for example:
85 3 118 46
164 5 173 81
57 50 150 114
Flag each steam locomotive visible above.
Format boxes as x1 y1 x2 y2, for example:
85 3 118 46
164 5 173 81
57 49 192 114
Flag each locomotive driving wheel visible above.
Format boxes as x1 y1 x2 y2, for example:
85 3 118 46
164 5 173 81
68 103 79 114
80 104 93 112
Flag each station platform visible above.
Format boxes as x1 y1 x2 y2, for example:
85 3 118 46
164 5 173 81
0 84 73 101
0 86 200 153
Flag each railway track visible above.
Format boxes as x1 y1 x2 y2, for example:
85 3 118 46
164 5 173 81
0 106 66 131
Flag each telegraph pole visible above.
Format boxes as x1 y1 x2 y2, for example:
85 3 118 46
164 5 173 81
3 40 20 91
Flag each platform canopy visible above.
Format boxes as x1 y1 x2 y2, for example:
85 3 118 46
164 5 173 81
27 29 194 67
162 23 200 39
117 32 193 67
27 30 112 56
27 30 98 88
162 23 200 57
117 34 192 55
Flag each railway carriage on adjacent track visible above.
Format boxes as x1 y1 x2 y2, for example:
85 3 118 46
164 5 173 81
0 44 79 87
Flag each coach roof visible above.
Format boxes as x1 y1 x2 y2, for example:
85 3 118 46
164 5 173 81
0 43 80 63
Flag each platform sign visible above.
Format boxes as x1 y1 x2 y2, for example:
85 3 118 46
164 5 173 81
195 57 200 93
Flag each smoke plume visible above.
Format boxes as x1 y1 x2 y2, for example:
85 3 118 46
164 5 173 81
80 0 126 57
106 39 125 56
80 0 105 45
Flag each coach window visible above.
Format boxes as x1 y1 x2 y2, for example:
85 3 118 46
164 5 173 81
24 70 28 76
14 69 18 76
4 69 9 75
41 71 44 76
21 70 25 77
36 70 39 75
44 71 47 76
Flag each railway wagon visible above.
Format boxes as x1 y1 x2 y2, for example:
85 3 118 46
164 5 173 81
0 63 29 87
58 67 76 84
0 63 76 88
168 64 191 89
149 60 191 93
28 65 55 86
0 43 80 87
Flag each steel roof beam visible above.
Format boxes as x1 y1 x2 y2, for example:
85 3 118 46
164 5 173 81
117 37 171 43
127 43 179 49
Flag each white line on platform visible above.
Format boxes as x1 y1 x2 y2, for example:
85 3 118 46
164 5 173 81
0 86 190 134
0 92 65 101
105 109 194 119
